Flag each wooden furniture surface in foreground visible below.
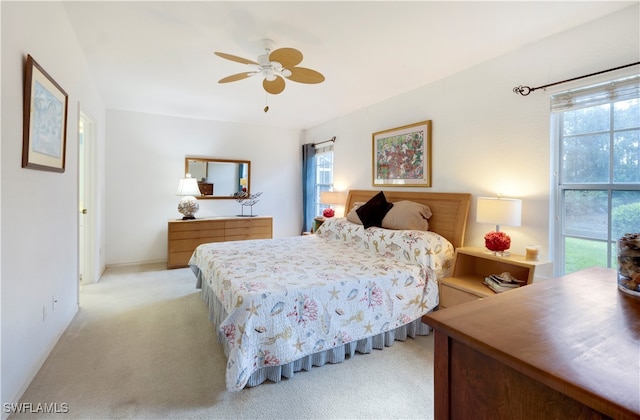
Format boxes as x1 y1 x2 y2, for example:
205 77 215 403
167 216 272 269
344 190 471 249
423 267 640 420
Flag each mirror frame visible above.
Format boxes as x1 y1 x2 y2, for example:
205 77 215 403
185 157 251 199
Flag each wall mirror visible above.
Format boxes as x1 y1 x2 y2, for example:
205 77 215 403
185 157 250 199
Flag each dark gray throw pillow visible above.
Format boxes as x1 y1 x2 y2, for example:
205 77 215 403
356 191 394 229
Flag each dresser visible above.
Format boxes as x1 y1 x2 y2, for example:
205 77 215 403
167 216 272 269
423 267 639 419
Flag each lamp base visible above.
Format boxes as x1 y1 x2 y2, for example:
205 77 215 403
178 196 199 220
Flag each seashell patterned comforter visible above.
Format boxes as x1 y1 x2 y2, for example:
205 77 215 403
189 217 454 391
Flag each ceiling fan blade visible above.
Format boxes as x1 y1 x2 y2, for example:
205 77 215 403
287 67 325 84
218 72 255 83
269 48 303 68
214 52 259 66
263 77 286 95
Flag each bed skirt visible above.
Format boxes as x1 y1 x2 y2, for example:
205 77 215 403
193 266 433 389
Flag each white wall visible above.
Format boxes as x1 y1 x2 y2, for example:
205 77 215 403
304 5 639 271
105 110 302 266
1 1 106 410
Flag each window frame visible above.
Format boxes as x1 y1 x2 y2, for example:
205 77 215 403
313 144 334 219
551 75 640 276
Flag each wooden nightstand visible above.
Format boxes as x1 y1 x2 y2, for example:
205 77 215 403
438 247 548 309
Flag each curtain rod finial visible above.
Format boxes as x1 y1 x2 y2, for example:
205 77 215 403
513 85 532 96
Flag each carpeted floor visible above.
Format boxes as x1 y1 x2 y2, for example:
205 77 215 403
14 263 435 419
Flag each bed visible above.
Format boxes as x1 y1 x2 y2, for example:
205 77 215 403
190 190 470 392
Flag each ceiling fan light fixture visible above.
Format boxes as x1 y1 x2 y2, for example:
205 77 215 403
264 69 277 82
215 40 324 95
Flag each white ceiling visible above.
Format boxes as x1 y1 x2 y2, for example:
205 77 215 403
63 1 635 130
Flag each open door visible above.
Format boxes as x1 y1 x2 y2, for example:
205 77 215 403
79 110 96 285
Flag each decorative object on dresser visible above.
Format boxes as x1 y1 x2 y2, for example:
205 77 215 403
235 191 262 217
372 120 432 187
175 174 201 220
476 196 522 255
167 216 273 269
424 267 639 420
22 54 68 173
189 190 471 392
437 247 547 309
617 232 640 296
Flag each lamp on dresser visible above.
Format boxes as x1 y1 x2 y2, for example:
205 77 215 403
477 196 522 255
176 174 201 220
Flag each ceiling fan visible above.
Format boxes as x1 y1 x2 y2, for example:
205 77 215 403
215 39 325 95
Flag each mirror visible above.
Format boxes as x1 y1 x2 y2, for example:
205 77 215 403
185 157 250 199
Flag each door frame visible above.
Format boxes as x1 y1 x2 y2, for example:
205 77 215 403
78 107 97 285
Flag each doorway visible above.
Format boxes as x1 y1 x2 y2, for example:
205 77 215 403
79 110 96 286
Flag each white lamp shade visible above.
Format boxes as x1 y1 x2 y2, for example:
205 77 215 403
320 191 346 205
176 177 201 196
477 197 522 227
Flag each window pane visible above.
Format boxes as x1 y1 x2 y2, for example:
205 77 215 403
564 190 608 240
563 104 610 135
564 237 609 274
613 130 640 183
562 134 610 183
612 190 640 240
614 98 640 130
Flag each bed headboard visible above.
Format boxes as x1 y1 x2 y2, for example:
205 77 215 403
344 190 471 249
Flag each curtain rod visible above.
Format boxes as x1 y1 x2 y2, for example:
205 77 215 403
513 62 640 96
313 136 336 147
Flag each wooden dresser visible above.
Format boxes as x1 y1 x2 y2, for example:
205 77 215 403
423 267 639 420
167 216 272 269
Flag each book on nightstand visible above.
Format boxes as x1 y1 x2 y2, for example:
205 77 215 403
483 272 525 293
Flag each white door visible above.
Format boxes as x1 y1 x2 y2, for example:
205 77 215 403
79 111 96 284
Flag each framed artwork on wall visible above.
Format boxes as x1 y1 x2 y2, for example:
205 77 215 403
372 120 432 187
22 54 68 172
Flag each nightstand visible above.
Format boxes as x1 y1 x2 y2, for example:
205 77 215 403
438 247 548 309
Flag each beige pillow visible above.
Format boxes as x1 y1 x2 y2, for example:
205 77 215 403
381 200 432 231
347 200 432 231
346 202 366 224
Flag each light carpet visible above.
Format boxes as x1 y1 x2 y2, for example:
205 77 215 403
14 263 435 419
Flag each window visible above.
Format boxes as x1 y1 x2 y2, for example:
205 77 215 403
552 75 640 275
314 144 334 216
302 143 334 232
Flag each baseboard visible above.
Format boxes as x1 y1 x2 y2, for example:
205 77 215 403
104 259 166 269
3 305 78 419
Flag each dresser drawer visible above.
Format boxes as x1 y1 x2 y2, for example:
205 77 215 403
169 220 225 233
167 216 273 269
439 282 483 309
225 218 271 229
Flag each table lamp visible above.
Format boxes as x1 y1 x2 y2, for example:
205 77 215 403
176 174 201 219
320 191 346 217
477 196 522 254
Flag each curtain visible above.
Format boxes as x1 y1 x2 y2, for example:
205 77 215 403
550 74 639 112
301 143 316 233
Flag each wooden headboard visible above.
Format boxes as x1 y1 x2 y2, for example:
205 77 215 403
344 190 471 249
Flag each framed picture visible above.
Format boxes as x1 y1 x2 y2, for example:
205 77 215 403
372 120 432 187
22 54 68 172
